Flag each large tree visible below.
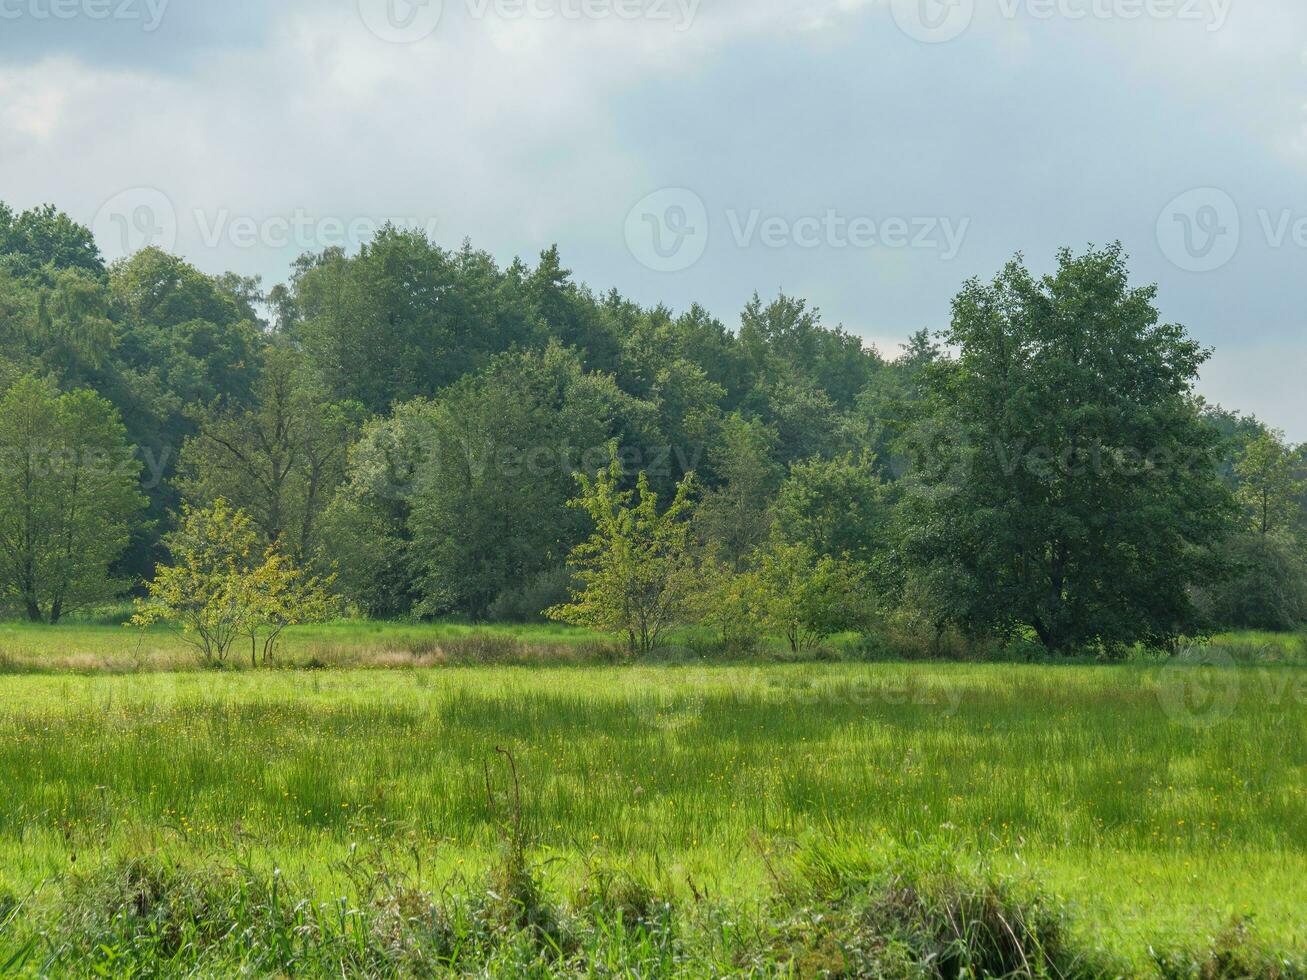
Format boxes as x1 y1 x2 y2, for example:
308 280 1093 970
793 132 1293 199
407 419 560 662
0 202 104 281
898 245 1234 653
0 377 146 622
178 346 360 563
403 343 654 618
695 413 782 571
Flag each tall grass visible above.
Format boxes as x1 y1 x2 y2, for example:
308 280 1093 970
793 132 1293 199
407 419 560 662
0 661 1304 973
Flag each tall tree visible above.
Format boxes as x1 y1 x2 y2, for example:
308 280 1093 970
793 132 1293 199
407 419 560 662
695 413 783 570
773 451 889 566
0 377 146 622
406 343 654 618
178 346 360 563
0 203 104 281
898 245 1234 653
1234 430 1303 537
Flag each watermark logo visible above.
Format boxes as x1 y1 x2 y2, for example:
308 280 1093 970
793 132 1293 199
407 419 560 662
893 0 1233 42
193 210 440 251
1157 645 1239 729
93 187 178 261
357 0 443 42
1156 187 1240 273
890 0 975 43
624 187 709 273
464 0 699 29
0 0 170 30
996 0 1231 31
725 209 969 259
625 190 969 272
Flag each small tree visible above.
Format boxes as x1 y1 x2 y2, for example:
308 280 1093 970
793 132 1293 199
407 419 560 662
132 500 332 667
132 500 260 665
694 559 769 653
751 536 875 654
548 449 698 656
241 546 336 667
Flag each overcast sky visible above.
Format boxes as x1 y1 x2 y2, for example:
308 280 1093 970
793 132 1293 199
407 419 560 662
2 0 1304 434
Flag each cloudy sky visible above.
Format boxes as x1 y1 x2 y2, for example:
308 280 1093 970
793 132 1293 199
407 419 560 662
2 0 1304 433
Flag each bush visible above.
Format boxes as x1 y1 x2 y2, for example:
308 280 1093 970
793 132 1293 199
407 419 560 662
11 846 1305 978
488 566 575 623
773 842 1116 979
1193 532 1307 632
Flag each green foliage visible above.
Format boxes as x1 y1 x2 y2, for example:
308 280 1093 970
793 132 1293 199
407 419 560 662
132 500 332 665
898 245 1235 654
179 345 360 563
0 201 1291 656
1235 429 1304 538
749 535 876 653
290 232 546 414
0 376 146 623
694 412 782 570
131 499 263 664
240 544 337 666
1192 531 1307 632
406 344 653 619
317 403 427 617
0 202 103 281
773 450 889 566
548 450 699 655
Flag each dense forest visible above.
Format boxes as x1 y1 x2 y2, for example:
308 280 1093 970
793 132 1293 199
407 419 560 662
1 200 1302 654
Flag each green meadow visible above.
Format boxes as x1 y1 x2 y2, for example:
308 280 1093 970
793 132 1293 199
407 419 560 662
0 632 1304 975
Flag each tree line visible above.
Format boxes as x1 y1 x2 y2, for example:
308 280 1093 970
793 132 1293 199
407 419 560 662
2 200 1304 654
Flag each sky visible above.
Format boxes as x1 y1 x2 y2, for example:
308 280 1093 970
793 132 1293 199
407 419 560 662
1 0 1305 434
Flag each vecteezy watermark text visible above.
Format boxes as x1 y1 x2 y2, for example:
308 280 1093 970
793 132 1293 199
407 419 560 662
0 0 169 29
93 187 440 260
355 0 698 43
624 187 970 272
890 0 1230 44
726 209 969 259
193 209 441 251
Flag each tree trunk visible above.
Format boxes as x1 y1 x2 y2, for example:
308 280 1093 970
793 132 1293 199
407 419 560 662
1031 616 1055 652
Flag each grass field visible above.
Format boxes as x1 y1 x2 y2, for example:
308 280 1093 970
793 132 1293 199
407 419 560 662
0 631 1305 975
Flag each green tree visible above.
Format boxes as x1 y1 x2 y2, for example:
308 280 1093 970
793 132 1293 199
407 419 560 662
898 245 1234 654
750 535 874 654
0 202 104 281
133 500 331 666
695 413 782 570
407 344 654 618
239 544 336 667
773 451 889 566
548 450 699 656
291 231 541 414
1192 532 1307 632
0 377 146 622
1235 430 1303 537
131 500 261 664
317 402 430 617
179 346 360 562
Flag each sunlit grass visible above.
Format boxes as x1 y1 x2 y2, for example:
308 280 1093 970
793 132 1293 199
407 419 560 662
0 660 1304 970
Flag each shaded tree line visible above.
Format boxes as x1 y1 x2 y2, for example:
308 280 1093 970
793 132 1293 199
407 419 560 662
2 200 1304 652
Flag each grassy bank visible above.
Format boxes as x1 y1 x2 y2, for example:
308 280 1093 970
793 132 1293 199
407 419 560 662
0 661 1304 974
4 613 1307 675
